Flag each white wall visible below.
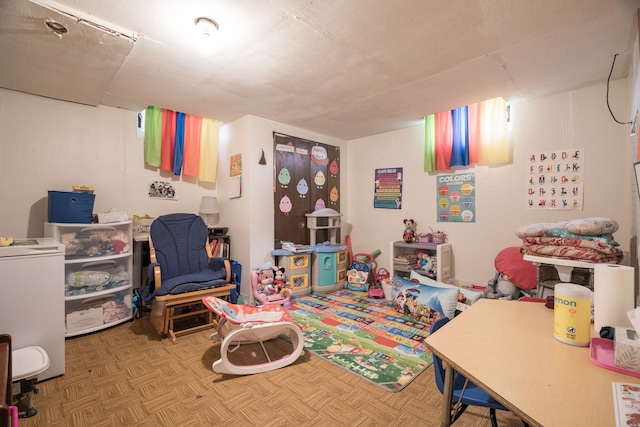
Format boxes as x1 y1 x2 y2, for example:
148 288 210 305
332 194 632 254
0 90 347 300
346 80 633 288
0 79 634 298
0 88 222 238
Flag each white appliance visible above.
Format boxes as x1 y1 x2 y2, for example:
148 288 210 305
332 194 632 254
0 238 65 380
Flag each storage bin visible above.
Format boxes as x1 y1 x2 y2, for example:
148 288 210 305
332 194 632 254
64 256 131 296
66 307 104 333
44 221 131 259
65 289 132 334
48 191 95 224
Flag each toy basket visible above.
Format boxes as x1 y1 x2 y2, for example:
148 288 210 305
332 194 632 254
432 232 447 243
417 233 432 243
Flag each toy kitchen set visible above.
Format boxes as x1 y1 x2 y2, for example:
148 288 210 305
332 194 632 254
272 208 348 296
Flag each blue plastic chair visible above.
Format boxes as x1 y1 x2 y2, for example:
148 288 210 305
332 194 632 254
431 317 512 427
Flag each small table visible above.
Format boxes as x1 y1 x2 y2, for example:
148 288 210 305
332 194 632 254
524 254 595 297
424 299 640 427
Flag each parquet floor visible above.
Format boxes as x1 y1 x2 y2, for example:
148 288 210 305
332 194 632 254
19 315 525 426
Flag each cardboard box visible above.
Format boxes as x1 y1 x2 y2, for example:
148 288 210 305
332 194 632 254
66 307 104 333
133 216 154 240
614 327 640 373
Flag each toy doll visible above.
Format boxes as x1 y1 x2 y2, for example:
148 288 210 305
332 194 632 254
403 219 416 243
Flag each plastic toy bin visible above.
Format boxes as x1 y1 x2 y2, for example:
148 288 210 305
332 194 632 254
48 191 95 224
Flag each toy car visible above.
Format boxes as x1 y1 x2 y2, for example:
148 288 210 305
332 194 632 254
368 281 385 299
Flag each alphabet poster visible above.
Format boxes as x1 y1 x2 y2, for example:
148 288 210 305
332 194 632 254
436 172 475 222
526 148 584 210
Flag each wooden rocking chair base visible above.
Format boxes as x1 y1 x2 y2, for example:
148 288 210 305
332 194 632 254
150 284 236 343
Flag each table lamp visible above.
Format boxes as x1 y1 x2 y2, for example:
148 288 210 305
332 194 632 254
199 196 219 228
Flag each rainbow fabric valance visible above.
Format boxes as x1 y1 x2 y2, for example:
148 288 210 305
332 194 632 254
143 106 220 183
424 97 509 172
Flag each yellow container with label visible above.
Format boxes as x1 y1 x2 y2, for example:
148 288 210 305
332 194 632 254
553 283 591 346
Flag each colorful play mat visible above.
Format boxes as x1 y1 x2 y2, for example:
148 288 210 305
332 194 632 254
289 289 433 392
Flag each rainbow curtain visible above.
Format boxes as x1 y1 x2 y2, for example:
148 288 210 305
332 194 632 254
424 97 509 172
143 106 220 182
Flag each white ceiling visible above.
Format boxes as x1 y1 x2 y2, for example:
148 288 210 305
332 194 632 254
1 0 639 140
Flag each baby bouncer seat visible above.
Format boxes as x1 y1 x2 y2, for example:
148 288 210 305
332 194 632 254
202 296 304 375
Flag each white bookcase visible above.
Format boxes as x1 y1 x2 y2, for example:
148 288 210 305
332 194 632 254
390 241 453 284
45 221 133 337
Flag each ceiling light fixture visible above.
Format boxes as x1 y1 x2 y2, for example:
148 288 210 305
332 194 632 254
194 17 219 38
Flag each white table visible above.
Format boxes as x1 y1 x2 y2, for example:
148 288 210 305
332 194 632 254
524 254 595 297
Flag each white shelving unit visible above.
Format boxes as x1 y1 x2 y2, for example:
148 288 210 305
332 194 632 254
45 221 133 337
390 241 453 284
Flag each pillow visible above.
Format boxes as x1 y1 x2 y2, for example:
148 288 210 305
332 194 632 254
391 275 458 322
543 228 619 245
493 247 537 290
410 270 483 305
565 217 619 236
515 221 568 238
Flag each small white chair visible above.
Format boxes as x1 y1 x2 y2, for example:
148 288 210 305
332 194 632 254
12 346 50 418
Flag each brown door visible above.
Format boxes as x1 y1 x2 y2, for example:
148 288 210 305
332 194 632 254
273 133 340 248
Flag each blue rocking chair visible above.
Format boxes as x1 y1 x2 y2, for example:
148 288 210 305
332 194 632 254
139 213 236 342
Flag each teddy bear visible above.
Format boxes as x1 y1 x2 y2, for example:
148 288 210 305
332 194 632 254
403 219 416 243
260 266 275 294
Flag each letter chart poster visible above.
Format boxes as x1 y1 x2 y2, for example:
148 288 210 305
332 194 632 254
436 173 475 223
526 148 584 210
374 167 403 209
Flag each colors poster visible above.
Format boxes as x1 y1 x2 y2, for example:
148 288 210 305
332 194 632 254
374 168 403 209
436 173 475 222
526 148 584 210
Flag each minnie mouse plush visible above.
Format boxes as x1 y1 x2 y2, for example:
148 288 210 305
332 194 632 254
403 219 416 243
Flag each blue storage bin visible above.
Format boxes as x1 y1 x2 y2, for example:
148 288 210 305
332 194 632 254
48 191 95 224
229 259 242 303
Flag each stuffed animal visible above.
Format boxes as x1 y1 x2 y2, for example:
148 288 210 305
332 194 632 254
273 266 289 297
417 253 436 278
253 263 274 305
260 265 275 294
403 219 416 243
486 272 521 300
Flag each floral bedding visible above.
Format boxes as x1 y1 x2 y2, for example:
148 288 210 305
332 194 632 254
518 217 622 264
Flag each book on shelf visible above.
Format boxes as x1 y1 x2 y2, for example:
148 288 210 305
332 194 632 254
209 239 229 258
393 255 415 268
